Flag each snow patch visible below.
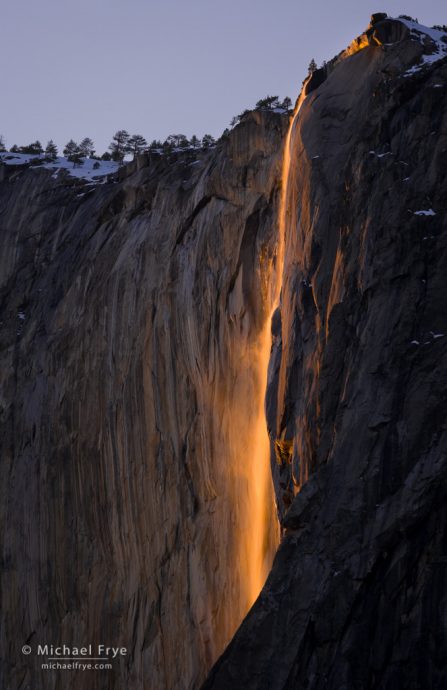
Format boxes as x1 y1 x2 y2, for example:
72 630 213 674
414 209 436 216
369 150 392 158
411 333 444 346
397 18 447 76
0 152 119 182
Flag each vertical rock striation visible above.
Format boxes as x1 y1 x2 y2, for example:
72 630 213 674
204 16 447 690
3 14 447 690
0 111 285 689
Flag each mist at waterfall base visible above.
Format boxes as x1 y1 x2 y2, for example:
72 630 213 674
2 0 446 155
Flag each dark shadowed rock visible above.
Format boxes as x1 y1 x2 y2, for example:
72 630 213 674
304 66 328 96
203 19 447 690
370 12 388 25
371 18 410 45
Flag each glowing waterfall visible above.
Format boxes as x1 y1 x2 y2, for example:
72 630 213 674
277 89 308 306
243 88 308 608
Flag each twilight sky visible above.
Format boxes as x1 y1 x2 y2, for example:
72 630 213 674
1 1 445 155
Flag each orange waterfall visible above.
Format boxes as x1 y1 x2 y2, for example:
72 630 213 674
243 88 308 608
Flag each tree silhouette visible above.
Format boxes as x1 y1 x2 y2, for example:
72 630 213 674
165 134 189 148
79 137 95 158
202 134 215 148
127 134 147 158
20 141 43 155
45 140 58 160
255 95 280 109
109 130 130 162
63 140 83 167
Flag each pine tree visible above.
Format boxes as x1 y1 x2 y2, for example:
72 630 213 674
308 58 318 74
281 97 292 111
201 134 215 149
31 140 43 154
0 135 6 152
20 141 44 155
149 139 162 150
109 130 130 162
79 137 95 158
190 135 200 148
63 140 83 167
166 134 189 149
71 150 83 167
255 95 280 110
127 134 147 158
101 151 112 161
63 139 78 157
45 140 58 160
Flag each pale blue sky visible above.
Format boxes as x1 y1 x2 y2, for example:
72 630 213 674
1 1 444 154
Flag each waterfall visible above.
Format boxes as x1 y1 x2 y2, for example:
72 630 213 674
242 87 309 608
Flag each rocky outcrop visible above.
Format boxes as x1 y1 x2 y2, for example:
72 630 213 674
204 18 447 690
3 14 447 690
0 111 286 690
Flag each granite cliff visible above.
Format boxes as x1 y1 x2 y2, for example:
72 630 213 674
1 12 447 690
204 14 447 690
0 113 285 689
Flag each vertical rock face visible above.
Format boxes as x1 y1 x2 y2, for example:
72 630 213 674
3 16 447 690
204 18 447 690
0 111 285 690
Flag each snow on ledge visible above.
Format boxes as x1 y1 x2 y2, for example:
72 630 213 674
395 17 447 76
414 208 436 216
0 152 119 181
